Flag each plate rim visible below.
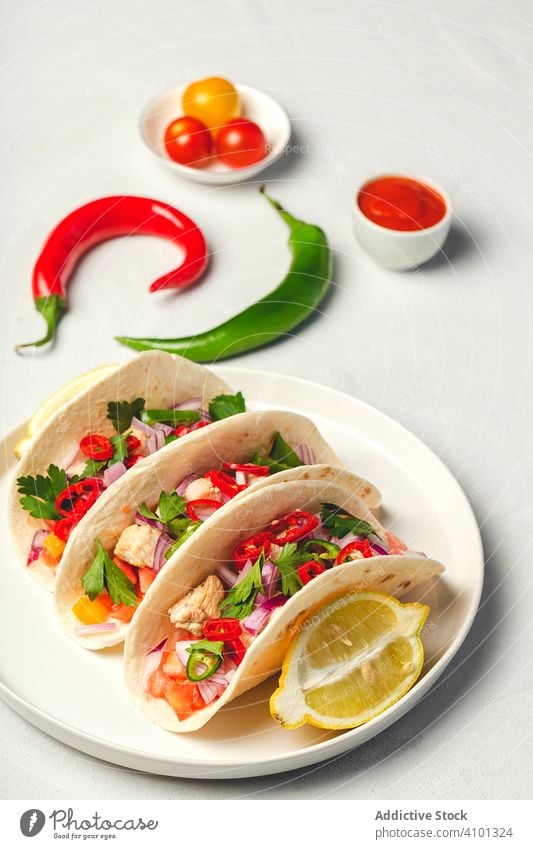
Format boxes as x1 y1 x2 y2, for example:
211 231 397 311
0 367 484 778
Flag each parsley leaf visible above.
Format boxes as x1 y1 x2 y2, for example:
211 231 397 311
253 432 303 473
81 541 138 607
158 489 187 524
208 391 246 421
110 434 128 464
17 464 70 520
186 639 224 658
79 459 107 479
320 503 378 539
107 398 145 434
138 502 159 522
272 543 303 596
220 553 264 619
142 409 201 426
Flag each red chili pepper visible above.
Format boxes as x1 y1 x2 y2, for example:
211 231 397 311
79 433 114 461
124 454 144 469
336 539 373 564
55 479 101 519
53 517 77 541
16 196 209 350
226 638 246 665
185 498 223 521
203 618 242 641
222 462 270 476
268 511 319 545
297 560 326 585
125 434 141 453
174 425 191 437
232 532 271 569
205 469 246 498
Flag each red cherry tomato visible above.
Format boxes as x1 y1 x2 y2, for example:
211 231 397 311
215 118 268 169
164 116 212 167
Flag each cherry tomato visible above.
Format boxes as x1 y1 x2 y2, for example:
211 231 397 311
164 116 212 167
215 118 269 169
182 76 241 131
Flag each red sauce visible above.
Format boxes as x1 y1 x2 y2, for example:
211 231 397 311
357 175 446 231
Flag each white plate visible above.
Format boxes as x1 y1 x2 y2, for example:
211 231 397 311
0 368 483 779
139 83 291 185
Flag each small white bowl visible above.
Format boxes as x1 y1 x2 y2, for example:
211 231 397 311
139 82 292 185
353 175 452 270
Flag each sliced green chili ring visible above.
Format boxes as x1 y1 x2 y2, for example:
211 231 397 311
301 539 340 561
186 648 223 682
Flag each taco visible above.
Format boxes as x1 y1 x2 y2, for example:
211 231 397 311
8 351 242 590
123 477 444 733
54 410 379 649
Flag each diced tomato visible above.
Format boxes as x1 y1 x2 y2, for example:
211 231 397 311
110 602 136 623
96 592 115 611
112 555 138 585
126 434 141 453
138 567 156 594
148 669 167 698
163 680 198 720
125 454 144 469
162 652 187 679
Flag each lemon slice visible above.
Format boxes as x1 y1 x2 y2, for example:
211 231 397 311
270 591 429 730
14 364 117 458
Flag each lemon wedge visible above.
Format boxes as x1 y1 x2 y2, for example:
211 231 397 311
270 591 429 730
14 364 117 458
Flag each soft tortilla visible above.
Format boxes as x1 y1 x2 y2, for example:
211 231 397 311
123 477 443 733
54 410 375 649
8 351 232 590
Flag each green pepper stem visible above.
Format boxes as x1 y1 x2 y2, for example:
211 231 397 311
16 294 66 352
259 185 301 230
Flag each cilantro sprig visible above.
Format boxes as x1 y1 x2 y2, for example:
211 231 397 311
208 391 246 421
320 503 378 539
81 541 138 607
107 397 145 434
272 543 303 597
220 552 264 619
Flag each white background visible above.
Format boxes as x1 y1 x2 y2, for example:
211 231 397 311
0 0 532 799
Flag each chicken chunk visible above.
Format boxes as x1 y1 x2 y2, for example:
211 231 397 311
114 524 161 568
183 476 221 502
168 575 224 636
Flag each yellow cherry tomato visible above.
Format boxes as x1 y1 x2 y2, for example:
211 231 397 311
182 77 241 131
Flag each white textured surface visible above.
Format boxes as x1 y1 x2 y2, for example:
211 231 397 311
0 0 532 799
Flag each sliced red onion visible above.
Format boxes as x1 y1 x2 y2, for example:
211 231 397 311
261 559 280 599
176 473 196 496
295 442 315 465
368 533 389 552
153 532 174 573
371 543 390 556
103 461 127 488
215 564 238 588
171 397 202 411
209 671 230 687
238 559 253 579
153 422 174 437
193 503 221 521
175 640 194 667
149 638 167 654
143 650 163 691
59 444 81 472
75 622 117 635
403 550 427 558
197 679 219 705
27 529 50 565
145 434 157 455
243 595 288 636
134 511 164 531
152 427 166 451
219 656 237 675
255 592 266 606
235 470 247 486
131 416 156 437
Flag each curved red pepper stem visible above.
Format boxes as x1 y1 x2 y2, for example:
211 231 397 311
16 196 208 351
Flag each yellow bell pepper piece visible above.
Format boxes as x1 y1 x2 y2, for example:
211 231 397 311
72 595 109 625
43 532 65 561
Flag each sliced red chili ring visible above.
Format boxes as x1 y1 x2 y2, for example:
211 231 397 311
267 511 319 545
174 425 191 437
185 498 224 521
79 433 113 460
55 479 101 519
191 420 210 431
226 637 246 665
203 618 242 641
124 453 143 469
222 462 270 476
205 469 245 498
125 434 141 453
336 539 373 564
297 560 326 585
53 517 77 541
232 532 271 569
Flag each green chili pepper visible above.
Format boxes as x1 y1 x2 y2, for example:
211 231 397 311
186 640 224 682
116 187 332 363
